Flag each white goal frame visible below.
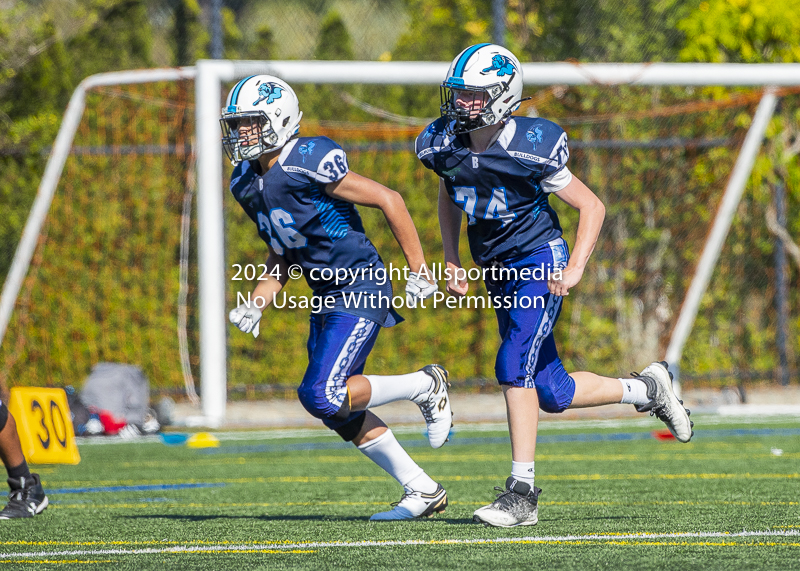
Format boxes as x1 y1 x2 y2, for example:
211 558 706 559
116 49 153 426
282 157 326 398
3 60 799 426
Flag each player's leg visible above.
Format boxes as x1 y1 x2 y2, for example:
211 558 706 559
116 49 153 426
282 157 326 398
0 404 25 469
346 334 448 520
504 240 691 441
346 366 452 449
351 411 447 521
296 312 446 520
299 310 451 448
503 385 539 465
473 275 546 527
565 361 693 442
568 371 624 406
531 332 694 441
0 401 48 519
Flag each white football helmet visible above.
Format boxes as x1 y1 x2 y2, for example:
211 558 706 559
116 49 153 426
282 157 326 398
440 44 524 134
220 75 303 164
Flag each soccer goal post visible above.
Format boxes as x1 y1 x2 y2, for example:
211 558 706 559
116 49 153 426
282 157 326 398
2 60 798 426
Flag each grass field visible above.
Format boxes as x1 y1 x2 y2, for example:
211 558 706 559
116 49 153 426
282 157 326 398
1 415 799 570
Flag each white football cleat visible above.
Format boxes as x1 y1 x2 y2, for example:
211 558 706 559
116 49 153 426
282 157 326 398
413 364 452 448
370 484 448 521
634 361 694 443
473 477 541 528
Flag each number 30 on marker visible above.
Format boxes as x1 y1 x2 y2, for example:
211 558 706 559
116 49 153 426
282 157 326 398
8 387 81 465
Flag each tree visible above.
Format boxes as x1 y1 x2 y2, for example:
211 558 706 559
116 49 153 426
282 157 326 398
171 0 208 66
314 11 355 60
245 25 276 60
222 7 244 60
392 0 491 62
68 0 153 80
0 0 156 282
678 0 800 63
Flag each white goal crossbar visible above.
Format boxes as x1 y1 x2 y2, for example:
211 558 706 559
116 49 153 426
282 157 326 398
2 61 798 425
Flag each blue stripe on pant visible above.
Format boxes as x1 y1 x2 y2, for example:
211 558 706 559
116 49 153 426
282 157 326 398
485 238 576 413
298 312 380 430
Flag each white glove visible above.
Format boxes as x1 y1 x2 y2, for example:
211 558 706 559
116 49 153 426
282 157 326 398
405 272 438 308
229 303 262 338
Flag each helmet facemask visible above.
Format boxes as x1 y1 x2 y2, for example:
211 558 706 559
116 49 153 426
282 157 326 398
440 80 513 135
220 111 280 164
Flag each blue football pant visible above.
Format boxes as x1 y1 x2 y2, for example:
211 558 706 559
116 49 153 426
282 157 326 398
297 312 380 430
485 238 576 413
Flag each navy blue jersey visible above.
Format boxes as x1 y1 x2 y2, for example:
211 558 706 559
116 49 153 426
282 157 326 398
416 116 569 266
230 136 400 327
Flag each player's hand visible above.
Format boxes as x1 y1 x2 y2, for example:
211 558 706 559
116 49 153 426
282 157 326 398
445 261 469 297
548 265 584 297
405 270 438 308
229 303 262 338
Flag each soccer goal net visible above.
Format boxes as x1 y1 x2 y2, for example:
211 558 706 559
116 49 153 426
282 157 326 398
1 61 797 423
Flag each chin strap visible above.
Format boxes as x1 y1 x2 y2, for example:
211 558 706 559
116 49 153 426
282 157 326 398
504 96 532 118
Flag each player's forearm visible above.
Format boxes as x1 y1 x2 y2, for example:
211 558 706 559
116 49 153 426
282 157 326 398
568 199 605 271
250 255 289 308
250 277 283 308
325 172 428 273
438 185 462 266
380 192 428 274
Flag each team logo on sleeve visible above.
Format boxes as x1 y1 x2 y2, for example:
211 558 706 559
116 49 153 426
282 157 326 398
481 55 517 77
253 82 284 106
526 126 544 149
298 141 316 163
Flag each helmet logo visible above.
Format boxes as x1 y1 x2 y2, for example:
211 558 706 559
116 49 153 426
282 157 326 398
253 82 284 106
481 55 517 77
526 126 543 149
298 141 315 163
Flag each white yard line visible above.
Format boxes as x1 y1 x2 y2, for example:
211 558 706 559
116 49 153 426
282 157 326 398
2 530 799 558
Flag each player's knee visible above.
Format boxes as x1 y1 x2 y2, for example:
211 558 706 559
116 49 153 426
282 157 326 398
329 412 366 442
296 378 350 422
536 385 570 413
536 382 574 413
495 348 518 385
0 402 8 432
494 359 524 387
296 383 327 419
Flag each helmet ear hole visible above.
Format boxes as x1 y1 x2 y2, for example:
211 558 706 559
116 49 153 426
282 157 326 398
283 117 291 128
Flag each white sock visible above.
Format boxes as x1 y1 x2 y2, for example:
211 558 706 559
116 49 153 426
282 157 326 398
511 461 535 486
405 472 439 494
365 371 434 408
357 429 438 493
619 378 650 405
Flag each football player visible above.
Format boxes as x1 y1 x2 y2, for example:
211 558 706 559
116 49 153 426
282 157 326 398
0 385 48 519
416 44 694 527
222 75 451 521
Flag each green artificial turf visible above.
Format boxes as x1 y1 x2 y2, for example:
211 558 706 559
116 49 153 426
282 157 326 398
1 415 798 570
